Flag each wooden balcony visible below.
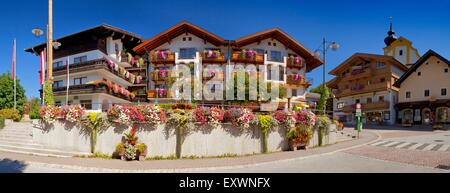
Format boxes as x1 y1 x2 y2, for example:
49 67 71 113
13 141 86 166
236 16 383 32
335 82 389 98
150 51 175 64
342 101 390 113
341 69 373 81
286 74 310 86
287 57 304 68
201 52 226 64
231 51 264 64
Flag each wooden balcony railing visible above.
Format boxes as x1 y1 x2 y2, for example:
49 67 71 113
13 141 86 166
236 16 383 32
335 82 389 98
286 57 304 68
342 101 390 113
340 69 373 81
231 51 264 64
201 51 226 64
150 51 175 64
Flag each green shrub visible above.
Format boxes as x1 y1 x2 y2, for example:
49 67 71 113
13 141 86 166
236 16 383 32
0 117 5 129
0 108 22 122
29 98 41 119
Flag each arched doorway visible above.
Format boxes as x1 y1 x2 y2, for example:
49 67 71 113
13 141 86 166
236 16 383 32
422 108 431 125
402 109 413 125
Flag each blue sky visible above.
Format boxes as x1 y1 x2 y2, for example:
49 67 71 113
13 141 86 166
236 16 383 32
1 0 449 98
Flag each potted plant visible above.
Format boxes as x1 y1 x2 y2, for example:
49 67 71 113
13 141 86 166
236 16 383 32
136 143 148 161
124 142 137 161
287 126 313 150
116 143 126 160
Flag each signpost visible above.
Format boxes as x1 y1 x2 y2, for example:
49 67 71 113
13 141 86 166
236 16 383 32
355 103 362 138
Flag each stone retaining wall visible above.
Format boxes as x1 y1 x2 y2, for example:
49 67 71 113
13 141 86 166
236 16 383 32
32 120 336 157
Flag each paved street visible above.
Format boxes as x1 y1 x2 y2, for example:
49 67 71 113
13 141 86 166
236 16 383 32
205 128 450 173
1 127 450 173
203 152 445 173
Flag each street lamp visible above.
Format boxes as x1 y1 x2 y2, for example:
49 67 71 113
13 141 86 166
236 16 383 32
314 38 340 115
32 26 61 105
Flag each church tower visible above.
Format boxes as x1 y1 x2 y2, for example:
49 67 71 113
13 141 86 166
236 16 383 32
383 17 421 67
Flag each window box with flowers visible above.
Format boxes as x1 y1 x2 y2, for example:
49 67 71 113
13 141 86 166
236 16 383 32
287 56 304 68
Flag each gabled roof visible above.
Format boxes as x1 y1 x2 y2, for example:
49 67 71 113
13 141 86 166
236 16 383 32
329 53 408 75
234 28 323 72
25 24 143 54
394 50 450 87
326 77 339 89
133 21 226 55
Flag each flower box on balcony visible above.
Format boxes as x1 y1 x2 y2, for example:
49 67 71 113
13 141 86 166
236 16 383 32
287 56 304 68
201 50 226 63
231 50 264 64
150 70 170 81
287 74 308 86
151 50 175 63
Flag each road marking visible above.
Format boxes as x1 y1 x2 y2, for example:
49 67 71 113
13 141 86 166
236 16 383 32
375 141 393 147
416 144 431 150
370 141 387 146
383 141 402 147
408 143 424 150
431 144 443 151
395 142 412 149
423 144 437 151
438 145 450 152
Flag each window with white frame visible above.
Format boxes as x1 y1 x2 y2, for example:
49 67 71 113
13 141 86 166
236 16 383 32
442 88 447 96
270 51 282 62
179 48 196 59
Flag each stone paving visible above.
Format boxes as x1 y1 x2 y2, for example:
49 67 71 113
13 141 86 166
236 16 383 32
0 128 375 173
344 127 450 169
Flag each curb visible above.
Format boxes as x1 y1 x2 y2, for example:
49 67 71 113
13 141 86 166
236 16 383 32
17 131 381 173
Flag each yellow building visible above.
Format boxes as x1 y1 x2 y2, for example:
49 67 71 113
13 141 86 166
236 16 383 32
383 17 421 66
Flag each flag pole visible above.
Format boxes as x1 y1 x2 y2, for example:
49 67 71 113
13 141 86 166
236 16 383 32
13 39 17 110
66 56 70 105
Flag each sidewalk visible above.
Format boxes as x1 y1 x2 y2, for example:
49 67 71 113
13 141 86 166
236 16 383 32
0 129 379 173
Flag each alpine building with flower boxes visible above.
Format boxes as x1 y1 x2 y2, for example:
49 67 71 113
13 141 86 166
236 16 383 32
26 25 148 111
133 21 322 109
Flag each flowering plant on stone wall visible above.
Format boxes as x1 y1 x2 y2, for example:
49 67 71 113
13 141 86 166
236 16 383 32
238 108 256 129
210 107 225 127
65 105 85 123
107 105 132 125
291 110 316 127
140 105 166 125
272 110 290 125
193 106 210 125
39 105 61 124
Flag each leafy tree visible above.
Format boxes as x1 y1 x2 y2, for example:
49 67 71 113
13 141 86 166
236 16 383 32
310 83 331 115
43 80 54 105
29 97 41 119
0 73 26 114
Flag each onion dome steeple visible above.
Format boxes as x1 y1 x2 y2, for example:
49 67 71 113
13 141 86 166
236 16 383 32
384 16 398 46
